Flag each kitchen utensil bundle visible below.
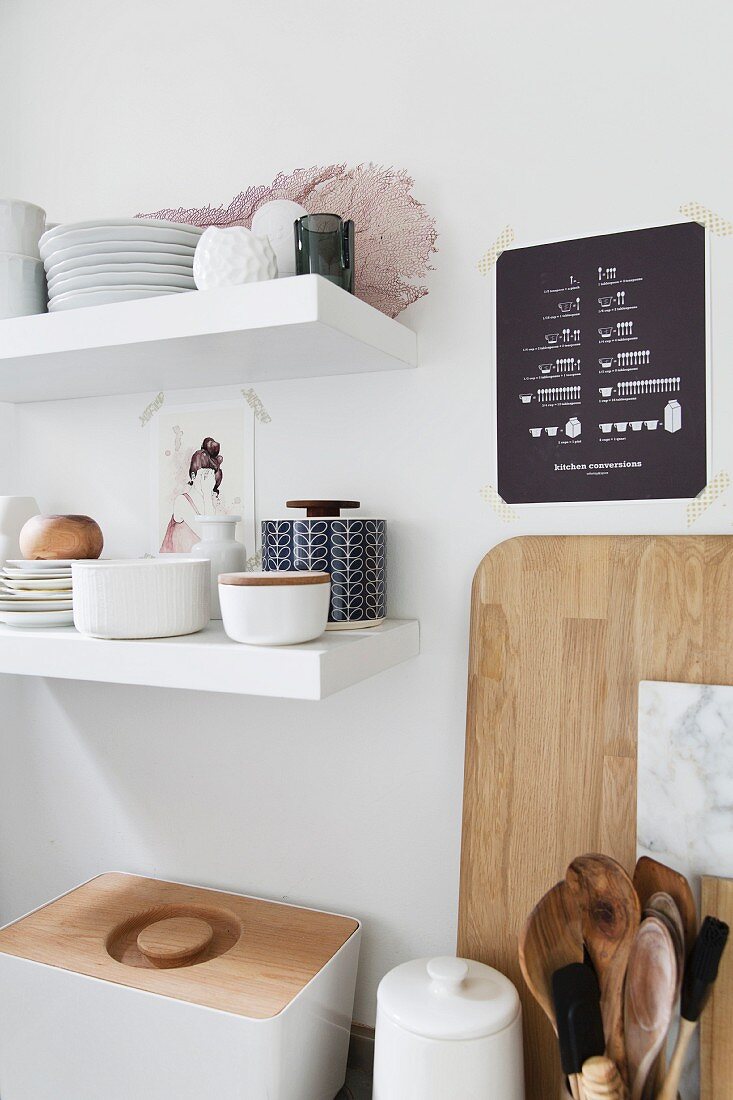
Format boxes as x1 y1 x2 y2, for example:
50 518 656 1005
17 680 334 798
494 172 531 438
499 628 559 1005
373 956 525 1099
40 218 202 311
262 500 386 629
0 198 47 318
0 873 360 1100
520 853 729 1100
0 559 74 628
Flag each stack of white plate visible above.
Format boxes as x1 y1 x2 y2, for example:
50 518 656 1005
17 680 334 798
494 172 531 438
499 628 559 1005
40 218 203 312
0 560 75 627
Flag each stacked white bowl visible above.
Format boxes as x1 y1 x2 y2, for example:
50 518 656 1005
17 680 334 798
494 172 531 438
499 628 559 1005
40 218 203 311
0 199 48 319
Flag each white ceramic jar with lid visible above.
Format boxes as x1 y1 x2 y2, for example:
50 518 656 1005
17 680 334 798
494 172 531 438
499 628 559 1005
219 570 330 645
373 956 525 1100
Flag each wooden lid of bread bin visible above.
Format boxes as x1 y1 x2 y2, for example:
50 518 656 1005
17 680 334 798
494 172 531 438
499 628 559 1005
0 873 358 1018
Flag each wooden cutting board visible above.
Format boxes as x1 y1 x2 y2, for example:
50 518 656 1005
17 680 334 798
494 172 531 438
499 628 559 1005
701 876 733 1100
457 536 733 1100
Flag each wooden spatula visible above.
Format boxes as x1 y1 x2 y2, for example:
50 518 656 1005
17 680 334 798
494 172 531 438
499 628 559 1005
624 915 677 1100
633 856 697 957
566 854 641 1084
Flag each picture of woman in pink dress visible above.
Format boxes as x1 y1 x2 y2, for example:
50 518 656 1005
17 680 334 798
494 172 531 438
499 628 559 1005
159 437 223 553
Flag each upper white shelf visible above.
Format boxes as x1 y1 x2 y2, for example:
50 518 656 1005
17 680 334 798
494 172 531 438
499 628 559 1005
0 618 419 700
0 275 418 403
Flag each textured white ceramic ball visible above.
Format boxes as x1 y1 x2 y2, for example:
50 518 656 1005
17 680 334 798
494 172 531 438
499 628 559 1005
251 200 307 278
193 226 277 290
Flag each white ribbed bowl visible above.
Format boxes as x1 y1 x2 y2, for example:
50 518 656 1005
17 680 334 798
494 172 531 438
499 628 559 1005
0 253 47 319
0 199 46 258
72 559 210 639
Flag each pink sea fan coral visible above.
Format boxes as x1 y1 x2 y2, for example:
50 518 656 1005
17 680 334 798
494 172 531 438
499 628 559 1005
137 163 437 317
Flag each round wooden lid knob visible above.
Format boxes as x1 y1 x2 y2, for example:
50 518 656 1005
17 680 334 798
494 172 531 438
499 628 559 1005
137 916 214 968
286 500 360 518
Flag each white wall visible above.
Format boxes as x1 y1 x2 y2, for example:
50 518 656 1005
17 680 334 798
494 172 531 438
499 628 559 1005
1 0 733 1024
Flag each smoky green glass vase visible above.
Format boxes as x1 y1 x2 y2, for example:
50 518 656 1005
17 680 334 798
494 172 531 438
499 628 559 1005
294 213 355 293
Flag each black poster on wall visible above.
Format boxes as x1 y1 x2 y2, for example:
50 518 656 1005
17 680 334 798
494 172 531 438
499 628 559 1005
495 222 708 504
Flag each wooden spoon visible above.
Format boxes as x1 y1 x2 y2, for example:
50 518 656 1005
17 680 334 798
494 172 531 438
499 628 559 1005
519 880 584 1029
519 881 584 1100
643 892 685 1095
633 856 697 957
566 854 641 1084
624 915 677 1100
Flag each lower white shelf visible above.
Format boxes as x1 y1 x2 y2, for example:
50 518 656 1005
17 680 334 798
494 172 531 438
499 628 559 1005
0 619 419 700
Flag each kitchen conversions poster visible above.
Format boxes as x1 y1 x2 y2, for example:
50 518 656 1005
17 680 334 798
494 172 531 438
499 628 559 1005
494 221 709 504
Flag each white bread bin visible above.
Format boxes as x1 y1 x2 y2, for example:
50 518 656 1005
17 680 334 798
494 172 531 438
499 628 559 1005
0 873 361 1100
374 956 525 1099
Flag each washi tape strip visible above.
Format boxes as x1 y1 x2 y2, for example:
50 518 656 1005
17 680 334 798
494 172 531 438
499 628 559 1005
686 470 730 526
478 226 515 276
679 202 733 236
139 391 165 427
479 484 520 523
242 387 272 423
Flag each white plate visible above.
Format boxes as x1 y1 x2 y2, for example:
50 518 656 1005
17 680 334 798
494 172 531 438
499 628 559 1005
40 217 203 247
48 260 195 289
3 577 73 591
6 559 76 570
0 597 73 611
48 270 197 295
43 240 197 267
0 608 74 627
47 253 195 279
49 287 191 312
2 569 72 580
40 223 202 261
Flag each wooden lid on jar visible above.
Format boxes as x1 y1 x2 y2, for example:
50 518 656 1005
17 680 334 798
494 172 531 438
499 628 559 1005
0 873 359 1019
219 571 330 586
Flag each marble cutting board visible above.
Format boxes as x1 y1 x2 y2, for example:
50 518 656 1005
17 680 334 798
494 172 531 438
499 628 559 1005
638 680 733 1100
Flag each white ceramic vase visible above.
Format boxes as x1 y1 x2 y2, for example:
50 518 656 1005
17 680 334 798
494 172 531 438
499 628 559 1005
0 496 39 566
191 516 246 619
251 200 307 278
193 226 277 290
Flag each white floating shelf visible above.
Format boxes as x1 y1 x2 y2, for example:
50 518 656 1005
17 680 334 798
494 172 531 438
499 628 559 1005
0 619 419 700
0 275 417 403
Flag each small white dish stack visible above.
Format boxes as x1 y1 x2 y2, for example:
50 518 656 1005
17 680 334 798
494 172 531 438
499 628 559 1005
0 199 47 319
40 218 203 311
0 559 74 628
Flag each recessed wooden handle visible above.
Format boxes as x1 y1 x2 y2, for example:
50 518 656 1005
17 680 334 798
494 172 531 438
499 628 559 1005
137 916 213 968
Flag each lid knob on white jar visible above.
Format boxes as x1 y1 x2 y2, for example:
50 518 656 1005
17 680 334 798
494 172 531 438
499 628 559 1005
427 956 470 993
286 499 360 518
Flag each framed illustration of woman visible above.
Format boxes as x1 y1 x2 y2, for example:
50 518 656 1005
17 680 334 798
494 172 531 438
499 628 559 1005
155 403 255 559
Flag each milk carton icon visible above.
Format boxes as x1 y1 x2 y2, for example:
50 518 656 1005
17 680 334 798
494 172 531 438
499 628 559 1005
565 417 581 438
664 400 682 433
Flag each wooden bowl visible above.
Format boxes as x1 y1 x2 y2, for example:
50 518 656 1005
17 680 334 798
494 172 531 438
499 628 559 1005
19 514 103 560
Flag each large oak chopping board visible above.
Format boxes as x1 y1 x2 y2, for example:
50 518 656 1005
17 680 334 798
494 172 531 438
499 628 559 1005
457 536 733 1100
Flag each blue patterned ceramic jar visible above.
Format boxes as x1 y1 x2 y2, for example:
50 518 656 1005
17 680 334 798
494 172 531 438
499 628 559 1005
262 500 386 629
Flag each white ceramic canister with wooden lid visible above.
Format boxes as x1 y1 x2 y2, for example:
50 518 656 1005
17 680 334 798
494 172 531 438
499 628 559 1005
373 956 525 1099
